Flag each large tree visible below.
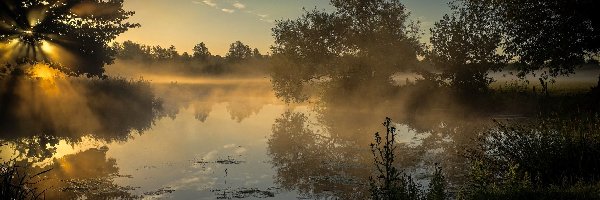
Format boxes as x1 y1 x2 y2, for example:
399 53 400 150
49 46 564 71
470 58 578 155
271 0 422 102
0 0 138 77
489 0 599 77
272 0 422 78
440 0 599 79
428 1 506 92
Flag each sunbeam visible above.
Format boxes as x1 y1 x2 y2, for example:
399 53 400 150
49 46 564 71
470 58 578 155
0 0 138 76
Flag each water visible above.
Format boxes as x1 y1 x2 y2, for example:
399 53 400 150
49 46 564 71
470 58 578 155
2 70 598 199
0 77 413 199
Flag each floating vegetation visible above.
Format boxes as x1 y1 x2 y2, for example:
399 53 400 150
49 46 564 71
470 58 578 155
59 178 140 199
195 156 246 165
212 187 280 199
142 186 175 196
309 175 362 185
215 158 245 165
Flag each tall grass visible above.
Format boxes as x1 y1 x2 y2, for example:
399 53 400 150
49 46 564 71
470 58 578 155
460 114 600 199
1 162 51 199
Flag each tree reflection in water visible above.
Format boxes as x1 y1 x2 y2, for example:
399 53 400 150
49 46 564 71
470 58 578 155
0 77 163 161
0 76 163 199
268 111 370 199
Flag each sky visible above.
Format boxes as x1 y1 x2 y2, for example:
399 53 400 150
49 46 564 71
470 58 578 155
115 0 451 56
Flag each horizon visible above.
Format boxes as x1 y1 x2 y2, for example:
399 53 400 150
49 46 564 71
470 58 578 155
115 0 450 56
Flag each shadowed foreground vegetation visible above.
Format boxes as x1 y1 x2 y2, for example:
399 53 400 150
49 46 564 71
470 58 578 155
367 115 600 200
0 162 50 199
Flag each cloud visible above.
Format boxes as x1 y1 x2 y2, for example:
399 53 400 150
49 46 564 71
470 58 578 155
259 18 275 23
221 8 235 13
201 0 217 7
233 2 245 9
245 10 272 23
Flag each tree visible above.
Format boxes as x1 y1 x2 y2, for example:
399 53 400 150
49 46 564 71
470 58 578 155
427 1 506 92
271 0 422 86
192 42 211 61
226 41 252 62
114 40 152 61
167 45 179 60
252 48 262 59
150 45 180 61
456 0 599 78
0 0 138 77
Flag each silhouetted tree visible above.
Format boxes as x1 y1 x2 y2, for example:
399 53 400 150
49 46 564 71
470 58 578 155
453 0 599 78
151 45 180 61
167 45 179 60
192 42 212 61
114 40 153 61
226 41 252 62
271 0 422 100
0 0 138 76
252 48 262 59
427 1 506 92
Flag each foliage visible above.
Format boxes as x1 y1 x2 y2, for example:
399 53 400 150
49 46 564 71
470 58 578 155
113 41 182 62
451 0 599 78
112 40 267 76
271 0 422 100
1 161 51 200
460 114 600 199
369 117 448 200
192 42 211 61
226 41 253 62
427 0 506 92
427 165 448 200
0 0 138 76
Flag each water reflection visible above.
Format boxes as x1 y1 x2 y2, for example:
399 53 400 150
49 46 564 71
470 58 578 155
0 76 162 160
2 71 596 199
31 147 138 199
266 72 558 198
152 80 276 123
268 110 371 199
1 78 292 199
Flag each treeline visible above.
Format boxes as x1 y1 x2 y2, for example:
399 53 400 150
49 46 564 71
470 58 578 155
270 0 600 101
110 40 268 76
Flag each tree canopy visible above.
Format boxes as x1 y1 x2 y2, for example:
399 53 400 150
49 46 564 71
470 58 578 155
0 0 138 77
489 0 599 76
272 0 422 78
226 41 252 62
192 42 211 61
432 0 600 79
427 1 506 91
270 0 422 102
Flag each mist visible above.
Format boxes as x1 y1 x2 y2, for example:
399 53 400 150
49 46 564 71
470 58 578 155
2 0 600 199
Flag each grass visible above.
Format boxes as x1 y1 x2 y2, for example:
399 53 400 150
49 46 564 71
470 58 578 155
458 114 600 200
0 161 51 200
